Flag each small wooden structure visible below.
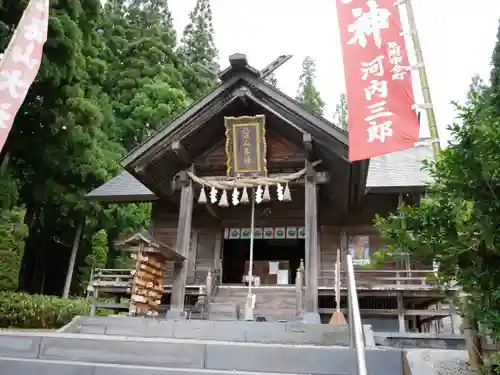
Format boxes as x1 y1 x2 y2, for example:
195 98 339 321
90 230 185 316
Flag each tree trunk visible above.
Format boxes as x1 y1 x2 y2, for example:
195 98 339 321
62 220 84 298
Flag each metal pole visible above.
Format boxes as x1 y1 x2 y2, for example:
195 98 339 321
346 254 368 375
348 283 355 348
403 0 441 158
247 193 256 297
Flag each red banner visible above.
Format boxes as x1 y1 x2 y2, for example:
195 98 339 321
0 0 49 153
336 0 419 161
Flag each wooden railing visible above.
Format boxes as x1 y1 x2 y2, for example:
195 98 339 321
319 268 440 289
89 268 133 315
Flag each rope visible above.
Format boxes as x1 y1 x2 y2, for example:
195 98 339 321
187 160 322 190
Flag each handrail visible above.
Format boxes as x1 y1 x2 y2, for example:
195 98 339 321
346 254 368 375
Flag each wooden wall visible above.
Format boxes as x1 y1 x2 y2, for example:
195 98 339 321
151 184 418 288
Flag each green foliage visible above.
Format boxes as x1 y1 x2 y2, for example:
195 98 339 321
180 0 218 66
179 0 218 100
0 0 216 295
333 93 348 131
79 229 108 291
482 352 500 374
376 88 500 338
0 292 91 329
296 57 325 116
0 208 28 292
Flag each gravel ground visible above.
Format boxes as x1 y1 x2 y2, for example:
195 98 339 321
406 349 472 375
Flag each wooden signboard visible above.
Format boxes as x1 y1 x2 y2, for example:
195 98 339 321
225 115 267 178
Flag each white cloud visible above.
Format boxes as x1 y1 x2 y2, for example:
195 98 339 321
170 0 499 145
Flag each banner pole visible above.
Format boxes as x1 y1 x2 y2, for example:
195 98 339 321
402 0 441 158
244 191 256 321
402 0 481 369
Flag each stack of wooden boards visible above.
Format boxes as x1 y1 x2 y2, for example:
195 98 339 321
129 251 167 316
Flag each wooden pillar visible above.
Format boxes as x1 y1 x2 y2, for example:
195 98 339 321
169 168 194 317
304 160 319 313
397 293 406 333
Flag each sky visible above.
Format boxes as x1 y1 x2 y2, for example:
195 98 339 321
169 0 500 146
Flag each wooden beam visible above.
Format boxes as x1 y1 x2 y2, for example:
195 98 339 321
173 171 328 188
303 133 314 161
171 141 190 164
304 159 319 313
318 308 454 316
168 166 195 317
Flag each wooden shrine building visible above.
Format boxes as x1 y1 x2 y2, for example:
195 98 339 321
87 53 459 332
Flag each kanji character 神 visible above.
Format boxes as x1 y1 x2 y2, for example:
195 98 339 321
347 0 391 49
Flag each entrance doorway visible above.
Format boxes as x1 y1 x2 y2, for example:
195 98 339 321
222 239 305 285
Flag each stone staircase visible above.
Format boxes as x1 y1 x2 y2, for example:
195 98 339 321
0 316 405 375
211 286 298 320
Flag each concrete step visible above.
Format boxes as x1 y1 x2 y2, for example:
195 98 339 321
0 331 404 375
0 357 311 375
61 316 375 347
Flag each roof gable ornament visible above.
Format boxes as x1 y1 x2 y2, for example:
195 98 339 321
200 53 293 82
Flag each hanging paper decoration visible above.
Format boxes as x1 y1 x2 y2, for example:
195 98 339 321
263 185 271 202
198 187 207 204
219 189 229 207
232 188 240 206
283 182 292 202
210 186 218 204
255 185 263 204
241 187 249 204
276 183 284 201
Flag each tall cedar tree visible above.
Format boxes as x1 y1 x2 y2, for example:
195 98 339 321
375 23 500 341
296 57 325 116
180 0 219 100
0 0 128 293
489 20 500 113
101 0 190 150
333 93 348 131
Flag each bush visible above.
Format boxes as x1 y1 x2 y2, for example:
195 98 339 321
0 207 28 291
0 292 92 329
79 229 109 292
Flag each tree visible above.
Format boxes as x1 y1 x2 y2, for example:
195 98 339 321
295 56 325 116
179 0 219 100
79 229 108 292
489 20 500 113
333 93 348 131
101 0 190 150
375 59 500 341
180 0 218 67
0 207 28 292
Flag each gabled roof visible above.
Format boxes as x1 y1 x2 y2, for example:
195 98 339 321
121 55 349 168
86 54 431 204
